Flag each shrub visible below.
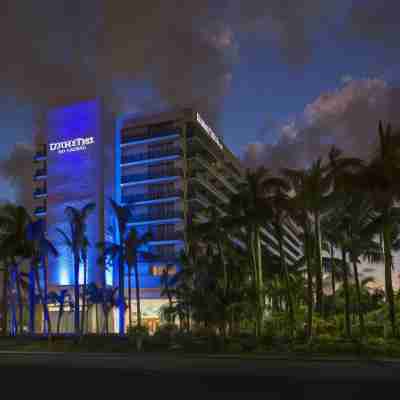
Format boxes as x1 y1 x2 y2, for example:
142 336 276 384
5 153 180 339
127 325 149 338
225 341 243 354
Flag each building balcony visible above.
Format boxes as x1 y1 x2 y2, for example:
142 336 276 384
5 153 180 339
122 190 182 205
121 130 180 147
121 168 181 187
139 253 180 264
189 155 238 194
34 169 47 180
149 231 184 243
127 211 184 226
34 206 47 216
190 173 230 204
121 147 182 167
33 187 47 199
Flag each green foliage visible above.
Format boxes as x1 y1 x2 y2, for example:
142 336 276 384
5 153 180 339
127 325 149 338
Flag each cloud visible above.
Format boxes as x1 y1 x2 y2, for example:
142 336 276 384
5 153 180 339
340 74 353 84
0 143 35 209
243 78 400 170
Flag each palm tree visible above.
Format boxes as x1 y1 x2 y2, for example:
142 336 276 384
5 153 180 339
48 289 69 334
58 203 95 336
283 169 315 339
266 177 297 338
229 167 276 338
358 122 400 337
0 204 33 334
0 257 9 335
338 192 380 339
25 218 58 335
86 283 103 333
98 199 151 334
125 228 151 329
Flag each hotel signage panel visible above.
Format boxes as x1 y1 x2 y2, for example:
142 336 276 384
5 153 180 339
196 112 223 150
49 136 95 154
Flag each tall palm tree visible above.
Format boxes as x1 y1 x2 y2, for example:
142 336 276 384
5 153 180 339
0 204 33 334
48 289 69 334
229 167 276 338
265 177 297 338
358 122 400 337
98 199 151 334
25 218 58 334
125 228 152 329
338 191 380 339
283 169 315 339
58 203 95 336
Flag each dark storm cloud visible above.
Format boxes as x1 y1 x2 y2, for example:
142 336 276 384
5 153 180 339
0 143 35 208
244 79 400 171
347 0 400 47
1 1 400 207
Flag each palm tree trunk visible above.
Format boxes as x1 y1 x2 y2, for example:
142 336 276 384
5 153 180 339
217 241 228 336
341 247 351 338
330 245 336 314
305 234 314 340
133 261 142 328
382 223 397 337
15 266 24 335
34 269 51 334
73 253 80 336
42 258 51 335
277 225 295 339
57 303 63 334
81 257 87 335
314 212 324 316
128 264 132 329
118 253 125 335
95 304 99 334
351 258 365 339
250 225 264 338
1 268 9 335
28 265 36 334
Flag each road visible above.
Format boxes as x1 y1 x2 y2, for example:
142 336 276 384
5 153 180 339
0 352 398 398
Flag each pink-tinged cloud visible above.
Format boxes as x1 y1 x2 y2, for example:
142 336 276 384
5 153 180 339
243 78 400 171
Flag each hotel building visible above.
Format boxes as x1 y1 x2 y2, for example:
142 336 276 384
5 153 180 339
33 99 302 332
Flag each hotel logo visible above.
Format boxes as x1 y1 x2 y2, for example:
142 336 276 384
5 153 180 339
49 136 95 154
196 113 223 150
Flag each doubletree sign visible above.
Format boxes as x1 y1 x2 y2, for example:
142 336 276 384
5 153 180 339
49 136 95 154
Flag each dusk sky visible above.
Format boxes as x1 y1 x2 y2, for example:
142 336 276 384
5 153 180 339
0 1 400 207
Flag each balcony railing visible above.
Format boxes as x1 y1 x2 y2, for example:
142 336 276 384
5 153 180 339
128 210 183 224
139 253 180 263
34 187 47 198
34 206 47 215
149 231 184 242
34 169 47 180
122 190 182 204
121 168 181 185
190 155 238 194
121 147 182 166
121 130 180 146
190 172 230 204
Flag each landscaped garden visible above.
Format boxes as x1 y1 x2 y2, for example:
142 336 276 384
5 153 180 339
2 122 400 358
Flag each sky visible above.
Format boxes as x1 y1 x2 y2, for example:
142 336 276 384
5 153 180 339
1 1 400 208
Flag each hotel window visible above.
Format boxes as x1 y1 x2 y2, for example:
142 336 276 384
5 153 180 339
149 202 174 218
148 141 175 155
124 127 147 140
150 264 177 277
148 161 174 177
148 181 175 197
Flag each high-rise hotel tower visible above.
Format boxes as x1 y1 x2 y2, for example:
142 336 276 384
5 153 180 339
33 99 302 332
